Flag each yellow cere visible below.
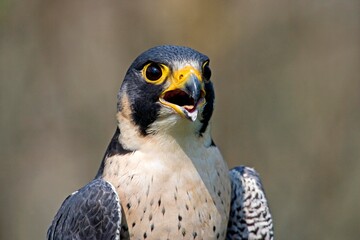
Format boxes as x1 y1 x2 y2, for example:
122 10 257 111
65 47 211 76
166 66 203 91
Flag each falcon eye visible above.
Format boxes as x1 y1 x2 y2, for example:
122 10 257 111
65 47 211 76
202 61 211 81
145 63 163 81
142 62 169 84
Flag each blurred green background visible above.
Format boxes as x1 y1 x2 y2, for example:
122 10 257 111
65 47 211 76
1 1 359 239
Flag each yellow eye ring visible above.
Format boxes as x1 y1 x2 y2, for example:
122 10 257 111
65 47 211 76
142 62 169 84
202 61 211 82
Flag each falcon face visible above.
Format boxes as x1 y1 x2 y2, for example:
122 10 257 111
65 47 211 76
117 45 214 136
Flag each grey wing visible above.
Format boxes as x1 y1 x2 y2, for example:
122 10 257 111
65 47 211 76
226 166 274 240
47 178 121 240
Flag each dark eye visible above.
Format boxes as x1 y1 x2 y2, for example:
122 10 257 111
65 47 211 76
145 63 162 81
202 62 211 81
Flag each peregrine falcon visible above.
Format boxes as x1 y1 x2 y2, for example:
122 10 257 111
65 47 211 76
47 45 274 240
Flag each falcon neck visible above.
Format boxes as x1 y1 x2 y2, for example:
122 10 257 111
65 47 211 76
115 109 213 153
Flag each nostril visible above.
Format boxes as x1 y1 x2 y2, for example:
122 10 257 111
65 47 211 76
179 74 184 80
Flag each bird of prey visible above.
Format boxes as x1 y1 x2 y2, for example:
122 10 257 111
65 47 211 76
47 45 274 240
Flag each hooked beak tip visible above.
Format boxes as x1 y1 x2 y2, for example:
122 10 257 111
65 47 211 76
184 74 203 103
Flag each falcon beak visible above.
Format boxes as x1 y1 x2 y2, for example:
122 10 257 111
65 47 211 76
160 66 206 121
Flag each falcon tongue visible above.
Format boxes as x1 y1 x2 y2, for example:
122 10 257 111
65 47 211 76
184 104 196 113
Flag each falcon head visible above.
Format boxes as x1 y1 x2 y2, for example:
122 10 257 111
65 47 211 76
117 45 214 139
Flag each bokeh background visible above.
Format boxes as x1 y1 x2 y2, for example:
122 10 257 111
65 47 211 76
1 1 359 239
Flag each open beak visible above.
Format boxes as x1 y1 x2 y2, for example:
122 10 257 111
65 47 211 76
159 66 205 121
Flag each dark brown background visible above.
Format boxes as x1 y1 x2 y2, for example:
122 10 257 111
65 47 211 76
1 1 359 239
